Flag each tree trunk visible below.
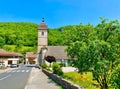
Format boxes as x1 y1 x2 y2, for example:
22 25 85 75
102 75 108 89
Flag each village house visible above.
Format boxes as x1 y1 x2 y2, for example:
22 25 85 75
26 52 37 64
45 46 69 65
0 49 23 67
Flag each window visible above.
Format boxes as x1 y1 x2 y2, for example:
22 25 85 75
42 32 44 36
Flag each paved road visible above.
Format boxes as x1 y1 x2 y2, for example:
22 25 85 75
0 65 32 89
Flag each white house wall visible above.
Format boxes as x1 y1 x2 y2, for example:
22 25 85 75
56 59 69 66
8 58 20 61
8 58 19 64
12 60 18 64
26 58 28 64
4 60 8 67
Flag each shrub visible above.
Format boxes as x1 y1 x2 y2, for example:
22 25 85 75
45 56 56 66
59 63 66 67
41 62 48 69
52 62 63 76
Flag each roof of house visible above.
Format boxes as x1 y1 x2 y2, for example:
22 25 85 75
46 46 69 60
8 52 23 57
38 18 48 30
26 52 37 58
0 49 23 57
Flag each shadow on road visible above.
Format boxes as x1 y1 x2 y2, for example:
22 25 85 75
26 65 37 68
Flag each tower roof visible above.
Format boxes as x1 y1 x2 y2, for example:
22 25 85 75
38 18 48 30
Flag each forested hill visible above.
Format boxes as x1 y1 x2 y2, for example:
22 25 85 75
0 22 38 54
0 22 68 54
0 19 119 55
0 22 79 54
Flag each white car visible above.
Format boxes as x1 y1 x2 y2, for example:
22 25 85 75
10 64 19 68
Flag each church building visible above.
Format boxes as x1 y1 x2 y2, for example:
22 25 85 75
37 18 69 66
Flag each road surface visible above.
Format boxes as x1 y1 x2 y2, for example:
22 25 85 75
0 65 32 89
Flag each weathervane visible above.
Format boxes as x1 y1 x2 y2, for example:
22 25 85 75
42 17 44 22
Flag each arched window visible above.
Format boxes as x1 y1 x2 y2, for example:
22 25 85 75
42 32 44 36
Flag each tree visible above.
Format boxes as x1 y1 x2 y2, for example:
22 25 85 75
110 64 120 89
0 36 5 47
45 56 56 66
48 29 65 46
66 18 120 89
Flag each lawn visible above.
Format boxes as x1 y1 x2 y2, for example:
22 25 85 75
62 72 99 89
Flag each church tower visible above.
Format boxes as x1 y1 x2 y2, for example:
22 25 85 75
38 18 48 52
38 18 48 65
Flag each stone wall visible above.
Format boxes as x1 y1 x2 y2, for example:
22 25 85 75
42 69 85 89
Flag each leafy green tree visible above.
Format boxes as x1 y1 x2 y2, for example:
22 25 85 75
66 18 120 89
16 40 24 48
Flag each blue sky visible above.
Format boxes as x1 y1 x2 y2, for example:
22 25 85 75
0 0 120 28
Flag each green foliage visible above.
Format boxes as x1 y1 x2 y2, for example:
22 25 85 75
48 28 65 45
41 62 48 69
19 58 24 63
3 45 16 52
109 64 120 89
66 18 120 89
63 72 98 89
0 22 37 54
59 63 66 67
0 36 5 47
52 62 63 76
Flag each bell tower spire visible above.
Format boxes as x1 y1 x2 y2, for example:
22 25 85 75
37 18 48 65
38 18 48 51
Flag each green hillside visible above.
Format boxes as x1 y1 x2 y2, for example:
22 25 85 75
0 22 66 54
0 22 38 54
0 18 119 56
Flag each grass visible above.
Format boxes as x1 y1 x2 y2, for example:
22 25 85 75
59 86 64 89
0 68 5 70
62 72 99 89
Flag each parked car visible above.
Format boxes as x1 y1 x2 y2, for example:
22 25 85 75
10 64 19 68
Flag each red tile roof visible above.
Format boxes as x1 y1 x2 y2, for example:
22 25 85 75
38 18 48 30
38 22 48 30
26 52 37 58
0 49 23 57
